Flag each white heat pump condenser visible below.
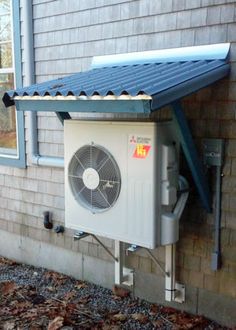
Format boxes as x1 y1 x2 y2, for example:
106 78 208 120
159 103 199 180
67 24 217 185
65 120 179 249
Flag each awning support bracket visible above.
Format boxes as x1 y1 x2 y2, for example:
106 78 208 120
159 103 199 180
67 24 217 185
55 112 71 124
171 100 211 212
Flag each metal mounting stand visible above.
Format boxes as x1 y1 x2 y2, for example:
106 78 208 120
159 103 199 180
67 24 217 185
74 232 185 301
74 233 134 287
126 243 185 303
115 241 134 286
165 244 185 303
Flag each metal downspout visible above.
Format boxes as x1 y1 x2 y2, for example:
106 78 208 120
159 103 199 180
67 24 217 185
211 165 222 270
22 0 64 168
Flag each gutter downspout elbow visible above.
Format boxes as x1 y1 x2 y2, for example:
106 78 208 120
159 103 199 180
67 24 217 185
37 156 64 168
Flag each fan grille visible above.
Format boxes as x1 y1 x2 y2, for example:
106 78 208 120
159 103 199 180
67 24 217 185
68 144 121 213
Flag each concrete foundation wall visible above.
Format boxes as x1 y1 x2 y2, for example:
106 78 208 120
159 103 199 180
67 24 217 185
0 0 235 327
0 229 235 327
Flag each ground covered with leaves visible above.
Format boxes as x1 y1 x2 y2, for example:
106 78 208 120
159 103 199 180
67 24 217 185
0 257 231 329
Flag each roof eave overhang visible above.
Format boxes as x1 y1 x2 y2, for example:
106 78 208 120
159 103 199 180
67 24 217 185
7 61 230 114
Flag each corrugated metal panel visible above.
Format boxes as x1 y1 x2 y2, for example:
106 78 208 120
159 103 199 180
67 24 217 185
2 59 229 108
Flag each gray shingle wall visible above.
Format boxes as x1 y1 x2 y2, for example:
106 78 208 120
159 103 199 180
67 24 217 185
31 1 235 79
30 0 236 159
0 0 236 320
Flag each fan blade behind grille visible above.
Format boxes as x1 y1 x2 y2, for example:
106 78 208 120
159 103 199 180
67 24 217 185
68 144 121 213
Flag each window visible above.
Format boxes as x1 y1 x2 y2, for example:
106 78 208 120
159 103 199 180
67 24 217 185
0 0 25 167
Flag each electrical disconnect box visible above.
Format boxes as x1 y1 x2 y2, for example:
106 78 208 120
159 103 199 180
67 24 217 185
203 139 225 167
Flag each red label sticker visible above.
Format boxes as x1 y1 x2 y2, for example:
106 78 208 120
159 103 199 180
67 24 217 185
133 144 151 159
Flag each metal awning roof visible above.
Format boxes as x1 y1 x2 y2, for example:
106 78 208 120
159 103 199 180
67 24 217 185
1 44 231 213
2 43 230 111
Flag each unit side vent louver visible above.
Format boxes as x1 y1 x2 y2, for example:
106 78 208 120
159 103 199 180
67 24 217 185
68 144 121 213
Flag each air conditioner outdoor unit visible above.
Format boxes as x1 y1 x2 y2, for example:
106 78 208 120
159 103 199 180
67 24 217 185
64 120 179 249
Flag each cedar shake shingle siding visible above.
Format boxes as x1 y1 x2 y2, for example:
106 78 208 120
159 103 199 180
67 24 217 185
0 0 235 326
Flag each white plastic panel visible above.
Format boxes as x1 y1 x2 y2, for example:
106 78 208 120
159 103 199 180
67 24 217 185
161 144 178 206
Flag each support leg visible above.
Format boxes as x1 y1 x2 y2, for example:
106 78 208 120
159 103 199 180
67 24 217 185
115 240 124 285
165 244 185 303
115 241 134 286
165 244 176 301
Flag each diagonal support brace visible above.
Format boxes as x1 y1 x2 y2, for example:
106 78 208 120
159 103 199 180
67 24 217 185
91 234 118 262
144 248 168 277
171 101 211 212
73 231 117 262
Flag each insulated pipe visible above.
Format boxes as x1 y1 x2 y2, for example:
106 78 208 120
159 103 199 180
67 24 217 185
165 176 189 302
22 0 64 168
173 175 189 219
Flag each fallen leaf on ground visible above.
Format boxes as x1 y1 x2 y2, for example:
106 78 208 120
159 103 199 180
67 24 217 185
0 257 18 266
131 313 148 324
161 306 177 314
2 321 15 330
44 271 67 286
127 302 136 308
77 296 90 304
111 295 122 301
1 281 16 295
150 304 159 314
152 319 165 328
47 286 55 292
112 285 130 298
63 291 76 301
102 325 121 330
0 256 226 330
24 308 38 319
47 316 64 330
112 313 127 322
167 313 178 323
75 282 87 289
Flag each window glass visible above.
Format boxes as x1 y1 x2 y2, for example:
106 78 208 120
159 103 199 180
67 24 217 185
0 43 12 68
0 0 10 16
0 73 16 153
0 0 17 156
0 13 11 41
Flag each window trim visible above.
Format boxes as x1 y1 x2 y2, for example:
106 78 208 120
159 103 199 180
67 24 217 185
0 0 25 168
